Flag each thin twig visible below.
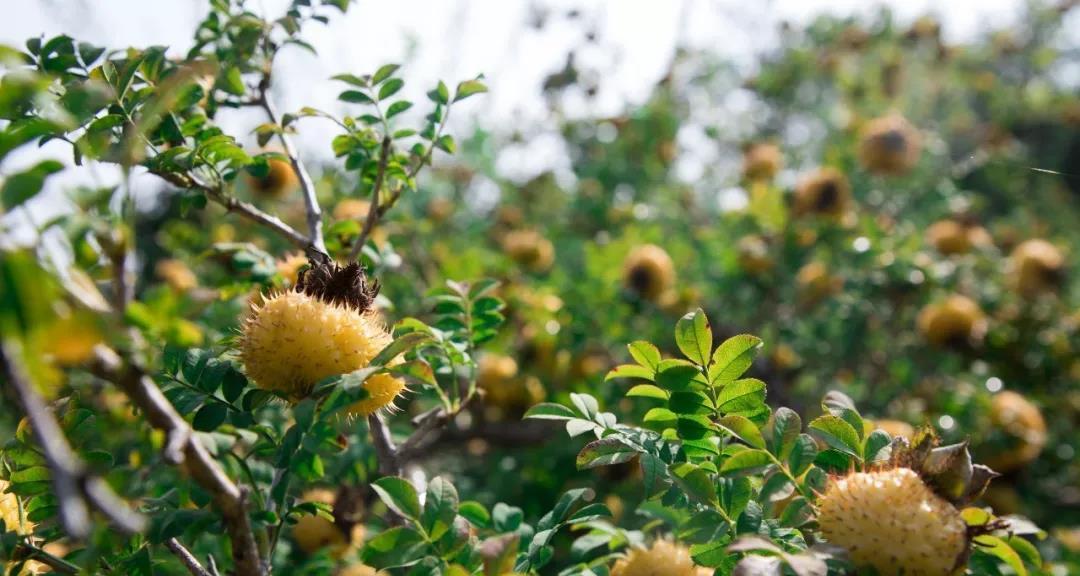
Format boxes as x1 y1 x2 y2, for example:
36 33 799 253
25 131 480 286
151 168 311 250
17 541 79 575
89 346 265 576
367 413 400 477
165 538 214 576
0 339 146 539
351 136 393 260
259 86 327 255
396 408 453 462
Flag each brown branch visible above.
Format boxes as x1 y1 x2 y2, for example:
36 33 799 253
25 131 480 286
89 346 265 576
367 413 399 477
151 168 311 251
351 136 393 260
259 87 327 255
0 339 146 539
16 542 79 575
165 538 214 576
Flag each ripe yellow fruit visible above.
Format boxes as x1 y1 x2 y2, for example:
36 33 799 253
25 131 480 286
741 142 783 181
275 252 309 287
0 480 32 535
818 467 967 576
240 261 404 417
291 489 363 556
873 419 915 440
155 259 198 292
333 199 372 222
247 158 299 198
858 114 922 176
985 391 1046 473
502 229 555 273
925 220 973 255
1009 239 1065 296
427 197 454 223
611 540 709 576
338 564 384 576
623 244 675 302
917 295 985 347
736 235 773 275
793 168 851 218
477 354 544 417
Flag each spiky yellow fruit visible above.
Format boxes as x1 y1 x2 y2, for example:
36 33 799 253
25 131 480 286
793 167 851 218
742 142 783 181
291 489 364 556
333 199 372 222
502 229 555 273
818 468 967 576
858 114 922 176
247 158 299 198
1010 239 1065 296
611 540 708 576
796 261 842 305
338 564 385 576
156 259 198 292
240 260 403 417
985 391 1046 472
623 244 675 302
917 295 985 347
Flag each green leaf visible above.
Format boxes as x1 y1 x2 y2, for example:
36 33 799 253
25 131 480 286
378 78 404 100
371 476 422 521
718 415 766 450
421 476 458 541
524 403 577 421
371 331 432 366
339 90 373 104
2 160 64 210
720 449 772 476
372 64 400 85
386 100 412 118
787 434 818 477
974 535 1027 576
428 81 449 105
576 437 639 469
361 526 426 567
454 79 488 102
675 308 712 366
708 334 762 385
640 453 668 499
220 66 245 96
192 403 227 431
808 416 862 459
863 429 893 463
626 384 668 400
10 466 50 484
458 501 490 528
628 340 661 371
656 364 700 392
605 364 654 382
668 463 716 506
716 378 767 417
643 408 678 427
569 393 599 419
769 407 801 459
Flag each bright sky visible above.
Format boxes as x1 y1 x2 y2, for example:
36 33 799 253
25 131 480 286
0 0 1043 238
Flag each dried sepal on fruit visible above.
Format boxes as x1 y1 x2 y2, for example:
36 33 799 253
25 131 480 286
793 167 851 218
818 430 1001 576
610 539 710 576
622 244 675 303
240 255 405 417
858 113 922 176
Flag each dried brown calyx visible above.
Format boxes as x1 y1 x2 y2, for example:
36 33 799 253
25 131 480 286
295 251 380 312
